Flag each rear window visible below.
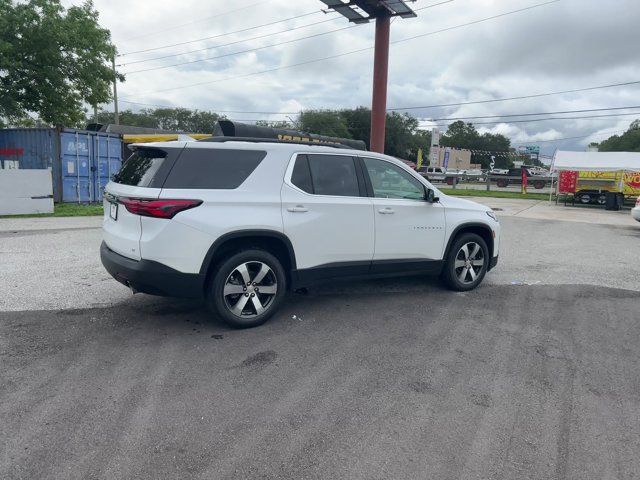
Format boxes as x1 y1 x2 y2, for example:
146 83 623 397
163 148 266 189
113 148 168 187
306 154 360 197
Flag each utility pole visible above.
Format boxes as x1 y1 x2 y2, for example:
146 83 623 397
370 14 390 153
319 1 416 153
112 56 119 125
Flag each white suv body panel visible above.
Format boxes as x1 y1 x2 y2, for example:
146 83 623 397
138 146 289 274
102 140 500 293
281 153 375 269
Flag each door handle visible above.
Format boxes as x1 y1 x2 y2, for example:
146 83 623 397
378 207 395 214
287 205 308 213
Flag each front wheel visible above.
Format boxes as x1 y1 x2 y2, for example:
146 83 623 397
441 233 489 291
207 249 287 328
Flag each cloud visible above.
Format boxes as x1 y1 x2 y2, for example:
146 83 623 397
70 0 640 152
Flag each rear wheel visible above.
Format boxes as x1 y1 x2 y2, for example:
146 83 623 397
533 180 545 189
207 249 286 328
496 179 508 188
441 233 489 291
577 192 592 204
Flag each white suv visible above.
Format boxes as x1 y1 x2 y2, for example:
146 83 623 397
101 138 500 328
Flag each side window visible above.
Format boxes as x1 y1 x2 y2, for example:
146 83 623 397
163 148 266 189
306 154 360 197
362 157 426 200
291 155 313 194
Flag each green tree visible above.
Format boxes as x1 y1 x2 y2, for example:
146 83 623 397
298 110 352 139
92 108 222 133
340 106 371 147
0 0 119 126
255 120 294 129
440 121 512 168
597 119 640 152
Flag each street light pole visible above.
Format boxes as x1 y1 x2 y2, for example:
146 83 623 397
370 14 390 153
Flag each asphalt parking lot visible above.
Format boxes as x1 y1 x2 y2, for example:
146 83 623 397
1 205 640 479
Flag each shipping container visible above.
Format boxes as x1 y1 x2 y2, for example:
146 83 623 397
0 128 122 203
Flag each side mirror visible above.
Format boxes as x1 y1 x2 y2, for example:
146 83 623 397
425 188 439 203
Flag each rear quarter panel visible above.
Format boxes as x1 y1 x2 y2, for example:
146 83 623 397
150 149 287 273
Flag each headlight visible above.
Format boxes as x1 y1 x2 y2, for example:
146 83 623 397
486 210 498 222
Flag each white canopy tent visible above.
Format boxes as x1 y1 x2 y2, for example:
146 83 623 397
551 150 640 172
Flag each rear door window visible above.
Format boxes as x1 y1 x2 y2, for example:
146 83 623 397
306 154 360 197
163 148 266 189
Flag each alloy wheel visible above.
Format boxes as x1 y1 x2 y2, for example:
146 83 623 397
454 242 485 285
223 261 278 317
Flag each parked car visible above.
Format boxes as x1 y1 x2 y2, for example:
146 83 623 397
465 169 486 182
420 166 447 182
632 196 640 222
492 167 550 189
101 137 500 328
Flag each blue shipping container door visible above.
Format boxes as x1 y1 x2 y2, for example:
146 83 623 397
60 130 122 202
93 134 122 202
60 131 92 202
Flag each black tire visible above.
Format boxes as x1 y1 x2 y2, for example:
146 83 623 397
441 233 489 291
577 193 591 204
496 179 508 188
206 249 287 328
533 180 545 189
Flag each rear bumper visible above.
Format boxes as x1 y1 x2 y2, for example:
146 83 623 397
632 207 640 222
489 255 499 271
100 242 204 298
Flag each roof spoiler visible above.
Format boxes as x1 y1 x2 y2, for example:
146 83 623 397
212 120 367 151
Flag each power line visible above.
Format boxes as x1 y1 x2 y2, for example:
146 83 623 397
428 111 640 128
119 10 325 57
428 105 640 121
119 0 454 68
123 25 357 74
121 0 560 96
118 99 301 114
119 17 340 67
524 129 625 143
389 80 640 111
122 1 275 42
119 82 640 116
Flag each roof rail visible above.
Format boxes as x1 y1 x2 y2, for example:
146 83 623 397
207 120 367 151
197 136 352 149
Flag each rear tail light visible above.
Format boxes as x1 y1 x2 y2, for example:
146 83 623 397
119 198 202 219
636 197 640 207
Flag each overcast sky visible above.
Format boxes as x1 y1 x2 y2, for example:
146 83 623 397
66 0 640 155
